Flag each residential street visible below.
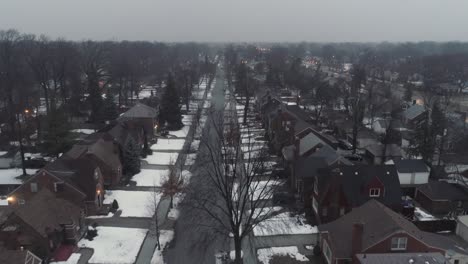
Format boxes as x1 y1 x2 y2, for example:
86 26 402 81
166 68 230 264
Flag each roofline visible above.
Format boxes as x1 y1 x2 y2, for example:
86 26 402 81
8 168 87 199
416 188 451 202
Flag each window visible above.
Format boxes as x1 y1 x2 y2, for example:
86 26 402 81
369 188 380 197
323 240 332 264
322 207 328 216
391 237 407 250
18 199 25 205
30 183 38 193
312 197 318 214
54 182 64 192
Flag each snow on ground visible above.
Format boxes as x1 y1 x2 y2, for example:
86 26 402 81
257 246 309 264
104 190 161 217
233 181 281 201
446 164 468 174
0 151 7 156
79 227 147 264
185 153 197 166
190 140 200 151
0 168 37 184
50 253 81 264
151 139 186 151
70 129 95 135
169 126 190 138
144 152 179 165
203 100 211 109
182 114 193 125
150 230 175 264
193 90 205 99
254 211 317 236
132 169 169 187
181 170 193 182
414 207 438 221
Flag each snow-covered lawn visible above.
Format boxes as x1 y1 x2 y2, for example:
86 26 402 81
185 153 197 166
104 190 161 217
0 168 37 185
182 114 193 125
169 126 190 138
253 211 317 236
150 230 175 264
50 253 81 264
132 169 169 187
446 164 468 174
144 152 179 165
203 100 211 109
233 181 281 201
70 129 95 135
79 227 147 264
151 139 186 151
257 246 309 264
414 207 438 221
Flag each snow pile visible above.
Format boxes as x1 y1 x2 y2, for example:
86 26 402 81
185 153 197 166
445 164 468 174
50 253 81 264
132 169 169 187
414 207 438 221
257 246 309 264
79 227 147 264
144 152 179 165
150 230 175 264
151 139 186 151
169 126 190 138
190 140 201 151
104 190 161 217
182 114 193 125
254 211 318 236
70 129 95 135
0 168 37 185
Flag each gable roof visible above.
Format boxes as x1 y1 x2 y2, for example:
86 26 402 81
11 189 81 237
44 156 101 200
417 181 468 201
366 144 403 158
64 136 121 170
404 104 426 120
317 165 402 207
119 102 158 119
299 132 324 156
394 159 429 173
356 252 445 264
319 200 468 259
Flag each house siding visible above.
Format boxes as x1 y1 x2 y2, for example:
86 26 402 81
364 233 443 255
398 172 429 185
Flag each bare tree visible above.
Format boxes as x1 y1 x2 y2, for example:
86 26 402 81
161 160 185 209
147 180 162 250
188 105 282 264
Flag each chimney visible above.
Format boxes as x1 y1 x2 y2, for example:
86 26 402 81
351 222 364 255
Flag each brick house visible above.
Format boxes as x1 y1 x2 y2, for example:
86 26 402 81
318 200 468 264
64 134 122 186
312 165 402 224
415 181 468 217
7 156 105 215
0 189 85 260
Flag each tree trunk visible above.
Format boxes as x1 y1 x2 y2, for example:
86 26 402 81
170 194 174 209
42 83 50 116
233 236 243 264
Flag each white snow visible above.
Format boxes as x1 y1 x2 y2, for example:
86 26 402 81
0 151 7 156
446 164 468 174
70 129 95 135
150 230 175 264
253 211 318 236
190 140 200 151
144 152 179 165
203 100 211 109
104 190 161 217
257 246 309 264
185 153 197 166
0 168 37 184
233 181 280 201
50 253 81 264
168 208 180 220
414 207 437 221
79 227 147 264
169 126 190 138
182 114 193 125
132 169 169 187
151 139 186 151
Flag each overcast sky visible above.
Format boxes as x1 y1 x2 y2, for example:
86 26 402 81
1 0 468 42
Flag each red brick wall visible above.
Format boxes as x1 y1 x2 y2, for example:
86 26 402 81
8 170 85 207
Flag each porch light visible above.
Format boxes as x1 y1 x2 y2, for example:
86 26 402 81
97 190 101 195
7 196 14 202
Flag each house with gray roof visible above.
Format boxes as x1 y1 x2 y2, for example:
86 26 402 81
118 102 159 142
318 199 468 264
403 104 427 128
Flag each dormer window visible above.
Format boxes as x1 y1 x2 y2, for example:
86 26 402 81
391 237 407 250
369 188 380 197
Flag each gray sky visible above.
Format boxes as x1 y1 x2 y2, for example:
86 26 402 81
1 0 468 42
